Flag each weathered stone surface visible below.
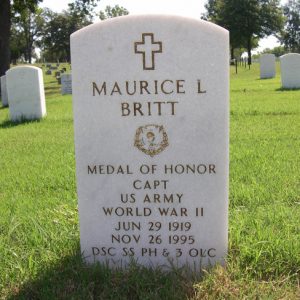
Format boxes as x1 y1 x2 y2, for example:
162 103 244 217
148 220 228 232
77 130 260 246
71 15 229 271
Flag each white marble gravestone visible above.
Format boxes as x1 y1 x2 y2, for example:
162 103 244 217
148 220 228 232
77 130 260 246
280 53 300 89
71 15 229 270
1 75 8 107
6 66 46 121
61 74 72 94
260 53 276 79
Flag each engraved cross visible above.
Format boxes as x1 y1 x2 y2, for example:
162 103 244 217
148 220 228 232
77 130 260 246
134 33 162 70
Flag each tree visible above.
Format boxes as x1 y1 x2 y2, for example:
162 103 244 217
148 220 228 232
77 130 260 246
41 1 98 62
99 5 129 20
12 7 45 63
41 11 90 62
203 0 284 65
68 0 99 19
280 0 300 52
0 0 42 76
261 45 286 56
10 21 27 64
38 10 67 62
0 0 99 76
202 0 246 59
0 0 11 76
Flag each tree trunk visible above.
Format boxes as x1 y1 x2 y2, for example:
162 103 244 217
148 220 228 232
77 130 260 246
28 50 32 64
231 46 234 60
25 16 33 64
247 37 252 67
66 47 71 63
0 0 11 77
27 38 32 64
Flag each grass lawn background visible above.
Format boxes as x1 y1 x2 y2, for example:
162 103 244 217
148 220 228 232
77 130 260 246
0 63 299 299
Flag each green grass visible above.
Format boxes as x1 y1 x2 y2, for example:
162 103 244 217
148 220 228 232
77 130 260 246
0 63 299 299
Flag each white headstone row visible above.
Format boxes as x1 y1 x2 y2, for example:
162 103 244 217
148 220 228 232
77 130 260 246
2 66 46 121
259 53 300 89
71 15 229 271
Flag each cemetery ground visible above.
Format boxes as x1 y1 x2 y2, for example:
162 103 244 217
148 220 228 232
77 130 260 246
0 63 299 299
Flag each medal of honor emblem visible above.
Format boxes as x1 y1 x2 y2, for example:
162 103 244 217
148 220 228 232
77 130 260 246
134 124 169 157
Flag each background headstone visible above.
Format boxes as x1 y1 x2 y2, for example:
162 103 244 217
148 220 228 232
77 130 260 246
46 70 52 75
1 75 9 107
71 15 229 270
6 66 46 121
61 74 72 95
260 54 276 79
280 53 300 89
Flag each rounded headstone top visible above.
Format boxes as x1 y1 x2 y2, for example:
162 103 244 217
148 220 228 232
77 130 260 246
71 14 228 40
6 65 42 75
280 53 300 61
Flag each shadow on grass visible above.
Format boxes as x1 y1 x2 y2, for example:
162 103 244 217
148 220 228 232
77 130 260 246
255 77 276 80
8 252 197 300
231 110 296 117
245 111 296 116
275 87 300 92
0 118 43 129
45 86 60 97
